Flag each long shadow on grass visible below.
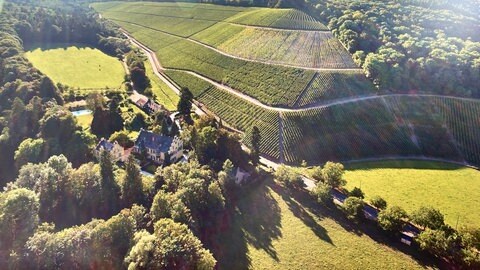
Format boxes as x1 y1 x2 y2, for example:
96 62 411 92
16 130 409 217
285 186 441 268
268 180 334 245
212 179 282 269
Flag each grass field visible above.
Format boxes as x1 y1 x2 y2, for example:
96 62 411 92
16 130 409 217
344 160 480 228
144 60 179 111
75 114 93 130
25 43 125 90
212 178 433 269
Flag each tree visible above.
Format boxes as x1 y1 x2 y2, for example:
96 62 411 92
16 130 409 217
370 196 387 210
109 131 134 148
99 149 121 217
14 138 45 169
250 126 261 166
274 165 305 189
150 190 191 224
411 206 445 230
39 76 63 105
320 162 346 188
0 188 39 265
125 219 216 270
343 197 364 220
416 229 455 257
310 182 332 205
122 155 144 207
378 206 408 233
177 87 193 116
86 92 104 111
349 187 364 199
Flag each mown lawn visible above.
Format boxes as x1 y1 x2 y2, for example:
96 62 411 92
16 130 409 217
344 160 480 228
25 43 125 90
212 178 434 269
143 60 179 111
75 114 93 131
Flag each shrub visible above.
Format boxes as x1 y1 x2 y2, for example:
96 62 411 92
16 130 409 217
343 197 364 220
369 196 387 210
349 187 364 199
310 182 332 205
378 206 408 233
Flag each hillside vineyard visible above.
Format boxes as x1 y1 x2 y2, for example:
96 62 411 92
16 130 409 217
93 2 480 167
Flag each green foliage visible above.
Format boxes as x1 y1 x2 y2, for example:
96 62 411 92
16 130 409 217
177 87 193 116
99 149 121 218
319 162 346 188
125 219 216 270
109 131 134 148
377 206 408 233
310 181 332 205
317 0 480 96
250 126 261 166
26 210 137 270
369 196 387 210
349 187 364 199
122 155 144 207
0 188 39 265
150 190 191 224
343 197 364 220
14 138 45 169
274 165 304 189
411 206 445 230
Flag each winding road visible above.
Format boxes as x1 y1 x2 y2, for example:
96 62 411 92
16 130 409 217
124 29 480 171
114 18 360 72
124 30 480 114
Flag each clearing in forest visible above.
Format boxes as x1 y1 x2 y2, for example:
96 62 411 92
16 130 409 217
25 43 125 90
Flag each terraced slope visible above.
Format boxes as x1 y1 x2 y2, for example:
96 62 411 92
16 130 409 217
94 2 480 167
224 8 329 30
282 96 480 165
192 22 356 69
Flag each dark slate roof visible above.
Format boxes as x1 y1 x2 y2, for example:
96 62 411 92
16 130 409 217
96 138 114 152
135 129 173 153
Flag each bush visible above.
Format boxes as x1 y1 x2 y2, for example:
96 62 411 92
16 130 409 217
349 187 364 199
310 182 332 205
343 197 364 220
378 206 408 233
274 165 305 189
411 206 445 230
369 196 387 210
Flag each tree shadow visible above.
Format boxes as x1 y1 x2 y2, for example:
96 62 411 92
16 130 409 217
283 186 441 269
267 181 334 245
24 42 94 52
208 178 282 270
345 159 465 171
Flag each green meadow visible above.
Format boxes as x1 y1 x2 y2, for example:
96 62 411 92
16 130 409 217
345 160 480 228
25 43 125 90
213 178 433 269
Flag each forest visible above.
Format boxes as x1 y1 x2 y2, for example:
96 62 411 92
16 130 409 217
309 0 480 97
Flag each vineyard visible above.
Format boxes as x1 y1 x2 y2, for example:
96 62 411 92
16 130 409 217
281 96 480 165
193 23 356 69
295 70 376 107
197 87 280 159
225 8 329 30
164 70 211 97
93 2 480 167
